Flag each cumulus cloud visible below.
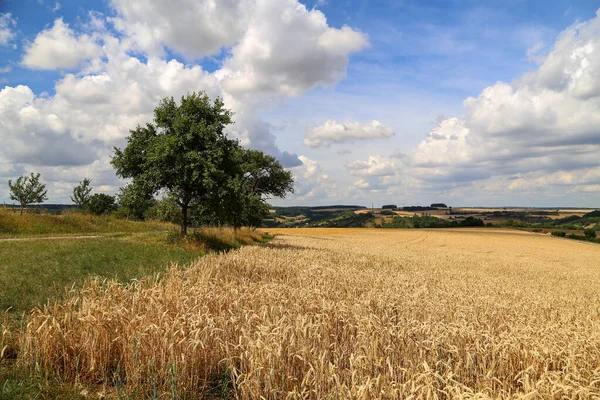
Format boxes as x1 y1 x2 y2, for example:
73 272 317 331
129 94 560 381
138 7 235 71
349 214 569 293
0 13 16 47
289 155 337 201
346 156 396 177
0 85 99 167
408 10 600 196
304 120 394 147
22 18 102 69
217 0 368 98
1 1 367 201
109 0 248 58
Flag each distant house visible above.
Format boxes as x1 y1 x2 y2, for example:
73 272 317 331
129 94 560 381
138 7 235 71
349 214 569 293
431 203 448 208
382 204 397 210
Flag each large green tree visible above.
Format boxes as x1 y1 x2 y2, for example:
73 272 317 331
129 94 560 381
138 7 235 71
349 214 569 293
8 173 48 214
112 92 235 235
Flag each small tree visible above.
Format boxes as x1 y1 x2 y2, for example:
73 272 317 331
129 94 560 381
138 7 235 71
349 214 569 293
8 173 48 214
88 193 117 215
117 183 156 220
71 178 93 209
218 149 294 230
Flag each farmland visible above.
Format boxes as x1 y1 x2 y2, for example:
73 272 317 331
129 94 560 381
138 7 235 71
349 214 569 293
265 205 599 231
5 228 600 398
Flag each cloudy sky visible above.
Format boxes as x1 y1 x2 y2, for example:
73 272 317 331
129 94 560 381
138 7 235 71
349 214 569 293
0 0 599 207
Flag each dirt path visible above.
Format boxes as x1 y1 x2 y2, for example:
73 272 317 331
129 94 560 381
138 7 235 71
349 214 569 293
0 235 102 242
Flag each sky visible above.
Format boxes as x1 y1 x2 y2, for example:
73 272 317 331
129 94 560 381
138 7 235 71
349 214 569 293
0 0 599 207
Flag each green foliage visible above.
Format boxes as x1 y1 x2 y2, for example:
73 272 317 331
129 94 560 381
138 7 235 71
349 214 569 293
145 195 182 224
8 173 48 214
112 92 235 235
113 92 294 234
459 216 485 227
551 231 567 237
87 193 117 215
503 219 528 228
584 228 597 238
70 178 92 209
116 183 156 220
379 210 396 216
213 149 294 229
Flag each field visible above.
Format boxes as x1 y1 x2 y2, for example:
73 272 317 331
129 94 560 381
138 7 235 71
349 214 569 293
4 228 600 398
266 206 599 229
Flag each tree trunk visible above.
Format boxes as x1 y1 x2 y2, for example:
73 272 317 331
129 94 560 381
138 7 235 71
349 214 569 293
20 204 24 215
181 203 188 236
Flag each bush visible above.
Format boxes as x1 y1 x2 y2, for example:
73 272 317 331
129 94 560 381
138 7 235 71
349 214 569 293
551 231 566 237
379 210 396 216
459 217 485 227
584 228 597 238
87 194 117 216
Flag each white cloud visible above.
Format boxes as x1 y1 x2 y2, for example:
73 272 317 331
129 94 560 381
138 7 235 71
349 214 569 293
304 120 394 147
1 1 368 201
346 156 396 177
289 155 337 201
109 0 248 58
408 9 600 196
217 0 368 98
0 13 16 47
22 18 102 69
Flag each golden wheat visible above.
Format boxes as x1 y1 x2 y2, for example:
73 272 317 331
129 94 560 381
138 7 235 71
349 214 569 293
16 228 600 398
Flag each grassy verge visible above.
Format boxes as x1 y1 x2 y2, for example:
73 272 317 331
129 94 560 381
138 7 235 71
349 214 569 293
0 208 173 237
0 235 200 315
0 227 269 399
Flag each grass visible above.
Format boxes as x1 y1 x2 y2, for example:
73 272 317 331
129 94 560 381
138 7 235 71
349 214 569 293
0 235 200 315
0 226 269 399
5 228 600 398
0 208 173 237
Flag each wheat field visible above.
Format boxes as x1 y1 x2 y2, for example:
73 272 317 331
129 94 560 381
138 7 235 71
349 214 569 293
13 228 600 398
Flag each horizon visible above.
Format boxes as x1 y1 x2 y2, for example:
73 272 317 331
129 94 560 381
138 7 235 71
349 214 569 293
1 1 599 207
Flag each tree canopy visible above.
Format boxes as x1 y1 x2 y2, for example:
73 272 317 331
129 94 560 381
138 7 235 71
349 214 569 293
112 92 294 234
71 178 93 209
8 173 48 214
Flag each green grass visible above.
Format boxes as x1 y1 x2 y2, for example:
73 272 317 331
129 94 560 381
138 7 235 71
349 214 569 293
0 235 201 315
0 208 173 238
0 228 269 399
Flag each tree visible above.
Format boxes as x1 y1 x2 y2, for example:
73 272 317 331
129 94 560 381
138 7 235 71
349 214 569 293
88 193 117 215
116 183 156 220
215 149 294 229
71 178 93 209
8 173 48 214
112 92 235 235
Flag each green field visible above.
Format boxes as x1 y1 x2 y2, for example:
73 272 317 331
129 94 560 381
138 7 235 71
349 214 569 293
0 235 202 315
0 212 269 399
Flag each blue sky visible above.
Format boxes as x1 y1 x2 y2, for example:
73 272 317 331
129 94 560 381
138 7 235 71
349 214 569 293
0 0 599 206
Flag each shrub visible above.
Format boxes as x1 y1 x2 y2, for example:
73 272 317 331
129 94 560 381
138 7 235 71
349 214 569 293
87 194 117 215
551 231 566 237
379 210 396 216
584 228 597 238
459 217 485 227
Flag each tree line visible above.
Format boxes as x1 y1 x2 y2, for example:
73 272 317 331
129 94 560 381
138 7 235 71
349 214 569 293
6 92 294 234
